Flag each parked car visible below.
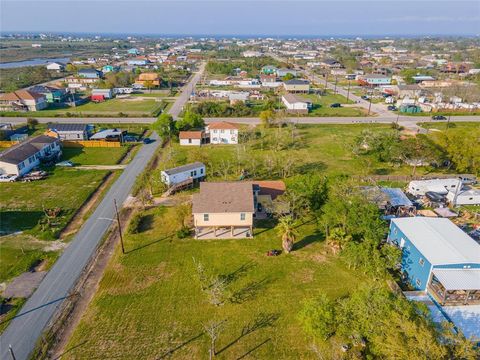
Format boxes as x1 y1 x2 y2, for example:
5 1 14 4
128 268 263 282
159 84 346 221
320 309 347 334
432 115 447 120
143 137 153 144
330 103 342 108
56 161 74 167
123 135 138 143
0 174 18 182
22 171 48 182
387 105 397 111
361 95 369 100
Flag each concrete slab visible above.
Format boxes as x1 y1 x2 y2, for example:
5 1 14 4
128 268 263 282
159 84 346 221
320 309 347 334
3 272 46 298
196 227 252 239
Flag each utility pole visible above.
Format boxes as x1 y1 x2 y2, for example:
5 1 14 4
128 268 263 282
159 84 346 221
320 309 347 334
9 345 16 360
114 199 125 254
346 80 351 103
334 76 338 94
368 97 372 116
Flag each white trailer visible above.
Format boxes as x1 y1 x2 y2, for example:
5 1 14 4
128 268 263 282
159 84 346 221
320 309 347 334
161 162 206 186
447 188 480 206
407 178 462 196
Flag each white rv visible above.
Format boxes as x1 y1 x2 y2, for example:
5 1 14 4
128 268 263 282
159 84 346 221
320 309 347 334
407 178 462 196
447 188 480 206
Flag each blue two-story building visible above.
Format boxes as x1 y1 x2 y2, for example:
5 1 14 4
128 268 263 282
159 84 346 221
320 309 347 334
388 217 480 306
78 68 103 79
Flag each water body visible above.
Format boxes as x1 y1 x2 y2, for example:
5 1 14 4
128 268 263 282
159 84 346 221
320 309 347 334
0 57 70 69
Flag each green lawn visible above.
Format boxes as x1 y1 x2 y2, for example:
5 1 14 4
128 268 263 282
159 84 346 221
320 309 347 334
0 234 60 283
0 168 109 285
0 98 163 117
300 92 367 117
160 124 430 180
71 98 159 113
0 168 109 239
64 207 369 359
62 146 131 165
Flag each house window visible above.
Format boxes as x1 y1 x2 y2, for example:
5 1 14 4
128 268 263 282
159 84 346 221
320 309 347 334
419 258 425 266
204 214 209 221
230 130 235 134
240 213 246 221
220 130 225 134
18 162 25 170
77 134 81 139
188 138 192 143
200 168 204 174
213 130 218 134
416 279 422 287
190 171 194 177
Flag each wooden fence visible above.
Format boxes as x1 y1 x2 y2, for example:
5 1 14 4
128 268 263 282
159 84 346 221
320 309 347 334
62 140 121 148
0 140 19 147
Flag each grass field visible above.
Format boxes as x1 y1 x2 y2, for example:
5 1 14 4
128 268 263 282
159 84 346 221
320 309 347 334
0 168 109 284
64 207 369 359
160 124 435 180
0 234 60 283
0 98 163 117
0 168 109 238
62 146 131 165
300 93 367 117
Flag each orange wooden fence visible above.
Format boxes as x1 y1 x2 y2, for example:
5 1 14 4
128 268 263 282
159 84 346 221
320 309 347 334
62 140 122 148
0 140 19 147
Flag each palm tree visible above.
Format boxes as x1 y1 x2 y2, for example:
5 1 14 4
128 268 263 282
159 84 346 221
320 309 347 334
277 215 298 253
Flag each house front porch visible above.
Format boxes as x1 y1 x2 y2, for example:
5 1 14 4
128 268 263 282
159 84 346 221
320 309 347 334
427 269 480 306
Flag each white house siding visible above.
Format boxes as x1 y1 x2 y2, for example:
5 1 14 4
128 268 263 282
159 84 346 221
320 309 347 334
209 129 238 145
282 96 308 111
0 162 19 175
180 138 202 146
0 141 61 176
161 165 205 186
193 212 253 228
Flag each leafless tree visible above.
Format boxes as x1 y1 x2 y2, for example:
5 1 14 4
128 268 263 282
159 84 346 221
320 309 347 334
203 319 226 359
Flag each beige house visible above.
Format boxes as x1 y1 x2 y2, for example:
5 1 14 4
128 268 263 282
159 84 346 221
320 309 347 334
0 90 47 112
283 79 310 93
192 182 255 239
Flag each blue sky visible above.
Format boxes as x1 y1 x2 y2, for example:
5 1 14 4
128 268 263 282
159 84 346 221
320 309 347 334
1 1 479 36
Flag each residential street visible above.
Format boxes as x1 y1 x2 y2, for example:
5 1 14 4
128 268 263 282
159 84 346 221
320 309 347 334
0 62 204 360
168 61 206 119
0 132 160 360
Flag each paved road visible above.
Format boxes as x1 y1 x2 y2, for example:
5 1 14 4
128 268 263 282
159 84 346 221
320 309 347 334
0 133 160 360
0 61 210 360
168 62 206 119
267 52 392 117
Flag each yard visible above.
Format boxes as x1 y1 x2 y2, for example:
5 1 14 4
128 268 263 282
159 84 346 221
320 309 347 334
157 124 436 182
64 206 369 359
0 98 165 117
62 146 131 165
0 168 111 305
300 92 367 117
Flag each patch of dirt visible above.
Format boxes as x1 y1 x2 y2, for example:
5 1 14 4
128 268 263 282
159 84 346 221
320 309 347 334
43 240 68 252
294 268 315 284
310 253 328 263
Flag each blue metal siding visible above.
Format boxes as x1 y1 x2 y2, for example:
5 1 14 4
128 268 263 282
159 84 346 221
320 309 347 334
433 263 480 269
388 222 432 290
